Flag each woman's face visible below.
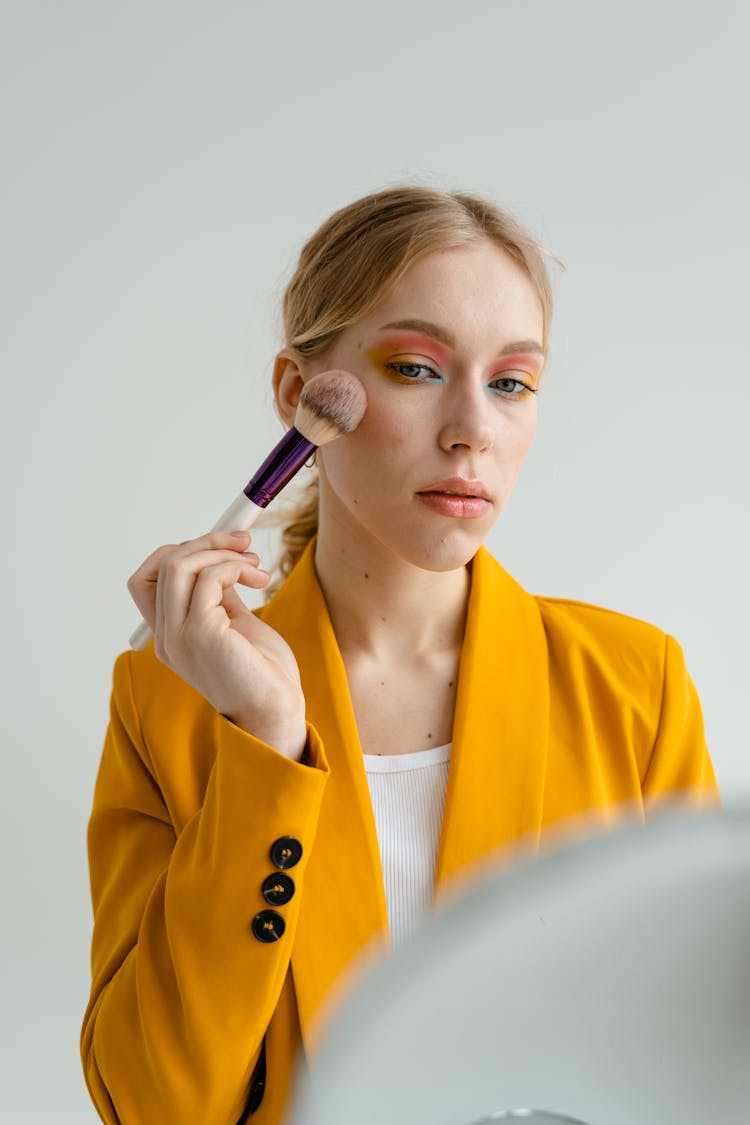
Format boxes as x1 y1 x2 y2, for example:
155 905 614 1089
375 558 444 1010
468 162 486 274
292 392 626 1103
298 239 545 573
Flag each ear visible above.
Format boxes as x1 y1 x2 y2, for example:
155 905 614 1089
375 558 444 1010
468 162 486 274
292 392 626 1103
273 349 307 428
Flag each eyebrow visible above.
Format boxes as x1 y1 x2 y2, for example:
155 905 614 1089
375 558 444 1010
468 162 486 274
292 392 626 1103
377 318 545 357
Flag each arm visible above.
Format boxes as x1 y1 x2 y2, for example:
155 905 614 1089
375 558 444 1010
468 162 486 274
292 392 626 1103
641 633 721 809
81 650 329 1124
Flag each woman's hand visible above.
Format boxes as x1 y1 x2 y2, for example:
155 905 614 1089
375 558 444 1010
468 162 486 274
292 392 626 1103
127 530 307 761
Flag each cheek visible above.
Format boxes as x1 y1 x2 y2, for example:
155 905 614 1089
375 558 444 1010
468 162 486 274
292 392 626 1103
518 411 538 457
363 392 415 440
344 402 414 464
318 407 415 504
499 408 537 472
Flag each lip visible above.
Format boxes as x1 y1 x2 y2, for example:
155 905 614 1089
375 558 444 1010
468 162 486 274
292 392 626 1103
416 477 491 501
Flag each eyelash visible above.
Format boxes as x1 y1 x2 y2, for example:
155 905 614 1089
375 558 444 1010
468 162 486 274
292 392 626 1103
384 362 537 399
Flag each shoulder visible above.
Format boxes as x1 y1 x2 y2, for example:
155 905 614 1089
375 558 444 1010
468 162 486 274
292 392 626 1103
534 591 666 647
527 593 709 792
478 548 669 671
532 590 672 686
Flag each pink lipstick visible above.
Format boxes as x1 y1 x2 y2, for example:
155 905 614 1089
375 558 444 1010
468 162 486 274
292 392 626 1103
416 477 491 519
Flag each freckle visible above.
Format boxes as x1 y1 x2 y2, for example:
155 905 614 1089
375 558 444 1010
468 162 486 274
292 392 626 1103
381 616 386 622
427 732 433 739
353 498 358 505
448 681 454 687
364 572 369 579
380 681 385 687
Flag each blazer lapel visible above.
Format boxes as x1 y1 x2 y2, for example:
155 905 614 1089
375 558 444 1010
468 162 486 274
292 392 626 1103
258 543 389 1053
434 547 550 899
259 542 550 1048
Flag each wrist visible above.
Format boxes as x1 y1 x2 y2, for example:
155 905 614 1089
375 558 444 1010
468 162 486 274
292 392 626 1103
223 712 308 762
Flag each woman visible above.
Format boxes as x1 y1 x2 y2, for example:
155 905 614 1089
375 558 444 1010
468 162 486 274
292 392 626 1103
81 187 719 1124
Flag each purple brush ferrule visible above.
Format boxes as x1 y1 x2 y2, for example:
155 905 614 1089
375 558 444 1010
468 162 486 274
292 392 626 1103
243 427 316 508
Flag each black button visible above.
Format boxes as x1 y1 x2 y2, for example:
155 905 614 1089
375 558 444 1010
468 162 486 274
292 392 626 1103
269 836 303 870
261 872 295 906
251 910 286 943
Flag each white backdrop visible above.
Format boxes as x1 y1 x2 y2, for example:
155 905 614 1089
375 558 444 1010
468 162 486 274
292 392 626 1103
2 2 748 1121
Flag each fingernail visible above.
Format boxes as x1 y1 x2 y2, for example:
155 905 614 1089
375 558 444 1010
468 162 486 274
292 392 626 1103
230 530 249 539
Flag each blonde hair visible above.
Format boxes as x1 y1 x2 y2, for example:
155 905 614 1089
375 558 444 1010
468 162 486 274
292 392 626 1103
264 185 556 596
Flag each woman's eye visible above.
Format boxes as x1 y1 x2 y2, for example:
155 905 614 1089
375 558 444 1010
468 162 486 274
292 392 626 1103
490 374 536 398
385 362 442 382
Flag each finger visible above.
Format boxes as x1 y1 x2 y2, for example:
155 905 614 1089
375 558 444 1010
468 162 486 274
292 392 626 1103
153 532 258 640
177 528 254 555
224 590 302 681
156 549 264 649
129 542 180 588
136 531 256 585
181 560 271 636
222 569 272 619
221 584 293 666
127 543 179 624
222 586 249 621
128 532 256 621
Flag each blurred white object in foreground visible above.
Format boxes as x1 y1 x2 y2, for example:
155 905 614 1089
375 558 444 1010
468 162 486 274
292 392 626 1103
287 806 750 1125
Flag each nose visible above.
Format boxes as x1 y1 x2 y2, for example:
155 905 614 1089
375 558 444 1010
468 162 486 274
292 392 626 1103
437 382 494 454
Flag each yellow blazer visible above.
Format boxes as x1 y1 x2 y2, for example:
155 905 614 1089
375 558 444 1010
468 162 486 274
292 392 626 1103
81 543 719 1124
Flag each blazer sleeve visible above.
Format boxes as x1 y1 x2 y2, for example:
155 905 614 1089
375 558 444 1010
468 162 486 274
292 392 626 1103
80 651 330 1124
640 633 721 808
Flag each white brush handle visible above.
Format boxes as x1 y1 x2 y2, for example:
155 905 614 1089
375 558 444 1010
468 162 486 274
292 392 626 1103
128 492 265 650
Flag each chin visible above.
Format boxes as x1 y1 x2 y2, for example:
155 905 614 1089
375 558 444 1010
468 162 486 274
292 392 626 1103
396 529 488 574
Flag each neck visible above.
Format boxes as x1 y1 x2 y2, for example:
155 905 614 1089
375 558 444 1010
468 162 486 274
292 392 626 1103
313 524 472 662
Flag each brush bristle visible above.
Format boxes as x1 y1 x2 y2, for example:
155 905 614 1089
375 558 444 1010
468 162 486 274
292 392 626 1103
295 370 367 446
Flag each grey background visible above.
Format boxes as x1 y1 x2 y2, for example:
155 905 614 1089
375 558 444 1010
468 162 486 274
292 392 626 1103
2 2 748 1121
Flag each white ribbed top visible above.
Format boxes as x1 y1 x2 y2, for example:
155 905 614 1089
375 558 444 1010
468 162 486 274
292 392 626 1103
363 743 452 948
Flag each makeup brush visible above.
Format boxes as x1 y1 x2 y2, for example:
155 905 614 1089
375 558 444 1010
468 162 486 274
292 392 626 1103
129 369 367 650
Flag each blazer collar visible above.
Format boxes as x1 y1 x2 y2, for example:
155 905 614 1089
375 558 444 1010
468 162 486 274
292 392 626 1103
259 540 550 1050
